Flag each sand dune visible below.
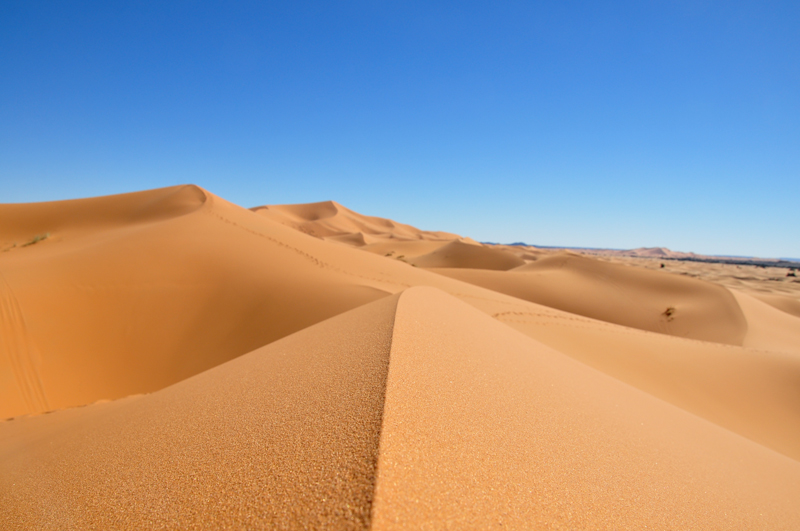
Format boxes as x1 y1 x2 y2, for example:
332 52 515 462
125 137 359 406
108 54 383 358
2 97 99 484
432 251 749 344
3 288 799 529
2 190 800 528
732 290 800 353
410 239 526 270
252 200 458 241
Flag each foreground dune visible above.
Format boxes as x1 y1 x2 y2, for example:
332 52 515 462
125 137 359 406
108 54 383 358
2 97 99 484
0 293 399 529
2 189 800 528
2 288 799 529
373 288 800 529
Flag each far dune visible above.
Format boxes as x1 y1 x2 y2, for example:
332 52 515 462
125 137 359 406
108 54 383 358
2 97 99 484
410 239 526 270
732 290 800 353
360 239 451 260
430 251 748 345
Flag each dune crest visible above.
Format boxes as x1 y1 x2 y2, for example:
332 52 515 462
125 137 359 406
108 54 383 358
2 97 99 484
251 200 458 242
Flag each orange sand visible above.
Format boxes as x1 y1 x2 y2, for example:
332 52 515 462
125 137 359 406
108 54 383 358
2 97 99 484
2 190 799 529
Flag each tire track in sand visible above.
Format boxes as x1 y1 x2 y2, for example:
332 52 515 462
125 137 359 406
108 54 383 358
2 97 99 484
0 270 49 412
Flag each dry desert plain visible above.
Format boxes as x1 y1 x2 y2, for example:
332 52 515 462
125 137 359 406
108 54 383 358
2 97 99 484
1 185 800 529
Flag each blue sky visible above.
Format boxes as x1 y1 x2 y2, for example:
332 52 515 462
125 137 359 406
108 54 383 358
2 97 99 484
1 1 798 257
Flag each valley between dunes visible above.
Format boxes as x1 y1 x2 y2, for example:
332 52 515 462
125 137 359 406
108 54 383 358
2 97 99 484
2 185 800 529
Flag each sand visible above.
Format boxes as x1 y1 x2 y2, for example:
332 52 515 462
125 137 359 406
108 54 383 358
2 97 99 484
251 200 458 242
410 239 526 270
431 251 749 344
0 294 399 529
2 190 799 529
372 287 800 529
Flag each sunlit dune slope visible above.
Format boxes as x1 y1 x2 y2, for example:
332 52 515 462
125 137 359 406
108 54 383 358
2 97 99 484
410 239 526 270
2 288 798 530
251 200 458 241
430 251 748 344
372 287 800 529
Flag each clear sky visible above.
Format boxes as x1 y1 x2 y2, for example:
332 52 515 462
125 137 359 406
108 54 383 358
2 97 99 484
2 1 798 257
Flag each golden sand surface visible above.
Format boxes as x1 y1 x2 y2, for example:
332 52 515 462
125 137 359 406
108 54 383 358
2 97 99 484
1 189 799 529
372 287 800 529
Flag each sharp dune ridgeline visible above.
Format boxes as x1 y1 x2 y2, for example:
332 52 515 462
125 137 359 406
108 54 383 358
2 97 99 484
2 186 800 529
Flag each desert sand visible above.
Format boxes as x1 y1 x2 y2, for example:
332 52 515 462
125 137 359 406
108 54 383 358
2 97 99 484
2 186 800 529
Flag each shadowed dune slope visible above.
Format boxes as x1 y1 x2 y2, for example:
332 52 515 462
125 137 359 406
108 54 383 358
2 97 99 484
372 287 800 530
732 290 800 353
411 239 526 270
251 201 458 241
0 294 399 530
433 251 748 345
0 186 397 417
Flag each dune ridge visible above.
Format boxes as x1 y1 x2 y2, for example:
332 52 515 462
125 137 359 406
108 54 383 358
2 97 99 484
251 200 458 242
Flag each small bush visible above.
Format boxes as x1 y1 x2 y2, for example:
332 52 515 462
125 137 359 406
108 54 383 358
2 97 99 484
22 233 50 247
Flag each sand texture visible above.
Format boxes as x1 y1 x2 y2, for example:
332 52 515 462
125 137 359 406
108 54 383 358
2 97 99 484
2 189 800 529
